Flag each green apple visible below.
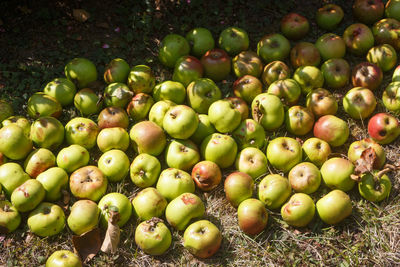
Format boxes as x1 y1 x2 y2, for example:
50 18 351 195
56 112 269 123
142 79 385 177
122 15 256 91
281 12 310 40
130 153 161 188
251 93 284 131
219 26 249 56
343 87 377 119
0 162 30 197
367 44 397 72
135 218 172 256
156 168 195 202
321 58 350 89
386 0 400 20
232 51 263 78
24 148 56 178
302 137 331 167
43 78 77 106
36 167 68 202
172 56 204 87
97 106 130 129
232 119 265 150
191 160 222 191
186 27 215 58
127 64 155 94
0 200 21 233
285 105 315 136
190 114 216 145
290 42 321 68
149 100 176 127
186 78 222 114
372 18 400 51
126 93 154 121
165 139 200 171
103 82 133 108
2 116 31 137
313 115 349 147
98 149 130 182
27 92 62 119
64 57 97 88
238 198 268 235
67 199 100 235
129 121 166 156
30 117 64 150
11 179 45 212
159 34 190 68
103 58 130 84
224 172 254 207
0 124 32 160
266 137 302 173
293 66 324 95
27 202 65 237
235 147 267 179
288 162 321 194
258 174 291 209
316 4 344 30
74 88 103 116
257 33 291 63
0 99 13 123
382 81 400 113
96 127 130 152
98 192 132 228
281 193 315 227
261 60 290 86
165 192 205 231
306 88 338 118
315 33 346 61
316 189 352 225
65 117 99 149
208 99 241 133
342 23 374 56
153 81 186 104
320 158 355 192
233 75 263 104
132 187 167 221
348 138 386 169
200 133 238 169
163 105 198 139
267 78 301 106
69 166 108 202
45 250 82 267
358 171 391 202
56 144 90 173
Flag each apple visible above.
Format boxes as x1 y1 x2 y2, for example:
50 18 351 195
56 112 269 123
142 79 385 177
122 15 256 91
353 0 384 25
0 162 30 197
183 220 222 258
290 42 321 68
74 88 103 116
191 160 221 191
261 60 290 86
266 137 302 173
235 147 267 179
393 65 400 82
232 119 266 150
316 190 352 225
149 100 176 127
64 57 97 88
156 168 195 202
315 33 346 61
190 114 216 145
0 124 32 160
316 4 344 30
135 218 172 255
321 58 350 89
45 250 82 267
233 75 263 104
27 202 65 237
227 97 249 121
306 88 338 118
69 166 108 202
165 139 200 171
224 172 254 207
366 44 397 72
158 33 190 68
98 192 132 228
98 149 130 182
126 93 154 121
97 106 129 129
30 117 64 150
208 99 241 133
348 138 386 169
267 78 301 106
343 87 376 119
24 148 55 178
281 12 309 40
36 167 68 202
186 27 215 58
351 62 383 91
238 198 268 235
257 33 290 63
281 193 315 227
103 82 133 108
232 51 263 78
320 157 355 192
43 78 77 106
11 179 45 212
163 105 198 139
251 93 284 131
258 174 291 209
103 58 130 84
0 200 21 233
132 187 167 221
96 127 129 152
65 117 99 149
27 92 62 119
293 66 324 95
129 120 166 156
186 78 222 114
172 56 203 87
130 153 161 188
372 18 400 50
153 81 186 104
201 48 231 82
218 26 249 56
56 144 89 173
342 23 374 56
127 65 155 94
285 105 315 136
288 162 321 194
383 81 400 112
313 115 349 147
368 113 400 144
359 171 391 202
67 199 100 235
386 0 400 20
200 133 238 169
165 192 205 230
302 137 331 167
2 116 31 137
0 153 6 166
0 99 13 123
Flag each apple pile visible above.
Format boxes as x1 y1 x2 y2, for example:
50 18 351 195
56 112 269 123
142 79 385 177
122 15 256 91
1 0 400 265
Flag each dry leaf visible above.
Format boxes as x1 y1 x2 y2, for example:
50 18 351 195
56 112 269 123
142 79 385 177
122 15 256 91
354 147 376 175
73 228 102 264
101 210 121 254
73 9 90 23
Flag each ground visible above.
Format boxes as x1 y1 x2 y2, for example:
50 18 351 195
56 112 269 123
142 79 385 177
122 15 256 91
0 0 399 266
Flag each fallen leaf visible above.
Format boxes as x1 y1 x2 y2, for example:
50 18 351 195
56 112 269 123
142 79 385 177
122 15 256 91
101 210 121 254
73 228 102 264
354 147 376 175
73 9 90 23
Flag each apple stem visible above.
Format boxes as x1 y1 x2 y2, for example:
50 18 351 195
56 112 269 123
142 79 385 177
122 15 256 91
376 164 400 178
3 204 10 212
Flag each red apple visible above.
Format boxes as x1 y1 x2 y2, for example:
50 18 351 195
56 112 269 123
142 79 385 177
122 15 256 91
191 160 222 191
368 113 400 144
353 0 384 25
306 88 338 117
261 60 290 86
352 62 383 90
280 13 309 40
290 42 321 68
313 115 349 147
201 48 231 82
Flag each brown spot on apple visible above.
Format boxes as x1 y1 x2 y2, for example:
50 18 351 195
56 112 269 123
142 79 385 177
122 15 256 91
181 194 197 205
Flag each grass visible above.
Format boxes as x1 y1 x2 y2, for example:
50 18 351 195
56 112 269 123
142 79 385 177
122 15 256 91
0 0 399 266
